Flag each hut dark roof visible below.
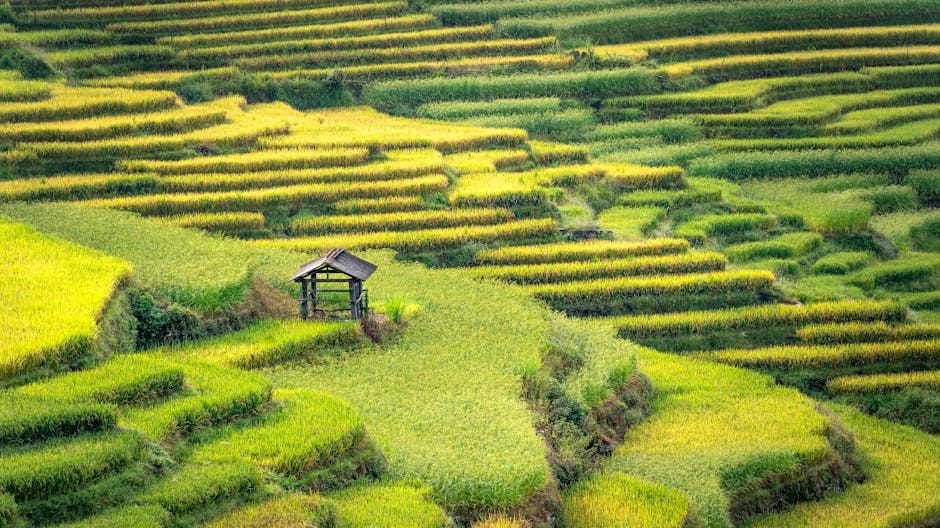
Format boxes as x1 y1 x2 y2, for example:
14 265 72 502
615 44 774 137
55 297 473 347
292 248 377 282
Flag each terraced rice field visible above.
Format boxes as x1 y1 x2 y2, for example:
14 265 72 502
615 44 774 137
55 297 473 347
1 0 939 526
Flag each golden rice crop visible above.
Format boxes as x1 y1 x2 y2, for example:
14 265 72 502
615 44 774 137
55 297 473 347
471 251 727 284
612 300 907 338
32 0 342 23
0 80 52 103
107 2 408 35
119 147 369 174
705 339 940 369
80 174 450 216
450 172 548 207
475 238 690 264
254 218 557 252
333 196 425 214
157 15 437 48
528 140 588 165
0 86 179 123
46 46 174 69
827 369 940 394
83 68 239 90
563 472 689 528
798 321 940 345
234 37 557 70
291 208 514 235
0 173 158 203
444 149 530 174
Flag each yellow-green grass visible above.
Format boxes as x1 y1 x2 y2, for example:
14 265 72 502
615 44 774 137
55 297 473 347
597 206 665 241
257 218 557 253
674 213 777 244
475 238 690 265
595 24 940 63
234 37 558 70
823 102 940 134
703 339 940 370
450 172 547 208
470 252 727 284
52 505 169 528
604 345 843 528
660 46 940 81
798 322 940 345
725 232 823 262
417 97 562 120
180 25 496 62
563 472 689 528
291 208 514 235
166 319 360 369
142 458 263 515
745 405 940 528
264 252 552 512
610 300 907 338
0 86 179 123
0 79 51 102
329 482 449 528
827 370 940 395
0 393 116 445
106 2 408 35
0 430 145 502
197 389 364 476
166 212 265 234
0 218 129 379
444 149 530 174
846 252 940 289
157 15 437 48
716 118 940 151
120 147 369 175
0 203 308 312
80 174 450 216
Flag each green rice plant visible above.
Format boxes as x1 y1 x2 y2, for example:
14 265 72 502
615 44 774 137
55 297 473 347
107 2 408 35
183 25 496 63
83 67 240 91
0 79 51 102
563 472 689 528
0 29 113 49
157 156 444 193
716 119 940 151
0 218 129 379
450 172 548 208
597 206 665 241
255 218 557 253
618 187 723 208
611 299 907 339
85 174 450 216
589 119 703 144
471 251 727 284
417 97 561 120
46 45 174 70
0 431 144 501
597 24 940 63
824 102 940 134
704 339 940 369
747 404 940 527
201 494 331 528
31 0 357 24
688 143 940 180
0 86 179 123
168 319 360 369
827 370 940 395
197 389 365 475
430 0 635 25
725 232 823 262
602 163 686 191
329 482 448 528
265 252 551 512
528 140 587 165
475 238 690 265
52 505 169 528
120 359 273 440
499 0 940 43
456 108 595 141
0 203 306 312
120 147 369 175
529 270 776 314
798 322 940 345
811 252 874 275
741 178 873 234
143 458 263 514
908 169 940 204
674 213 777 244
870 209 940 250
910 217 940 251
334 196 425 214
291 208 513 235
234 37 557 70
158 15 437 48
363 68 658 109
847 253 940 290
167 212 265 234
0 394 115 445
17 354 184 405
660 46 940 81
445 149 530 174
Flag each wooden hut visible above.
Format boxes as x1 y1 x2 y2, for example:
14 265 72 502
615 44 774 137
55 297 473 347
292 248 376 320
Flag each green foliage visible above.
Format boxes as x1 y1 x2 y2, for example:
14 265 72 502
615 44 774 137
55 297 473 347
329 482 449 528
725 232 823 262
201 494 332 528
597 206 665 241
143 458 263 515
0 394 115 445
563 472 688 528
811 252 873 275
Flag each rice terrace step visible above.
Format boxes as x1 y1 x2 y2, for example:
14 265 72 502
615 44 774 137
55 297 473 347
0 0 939 526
